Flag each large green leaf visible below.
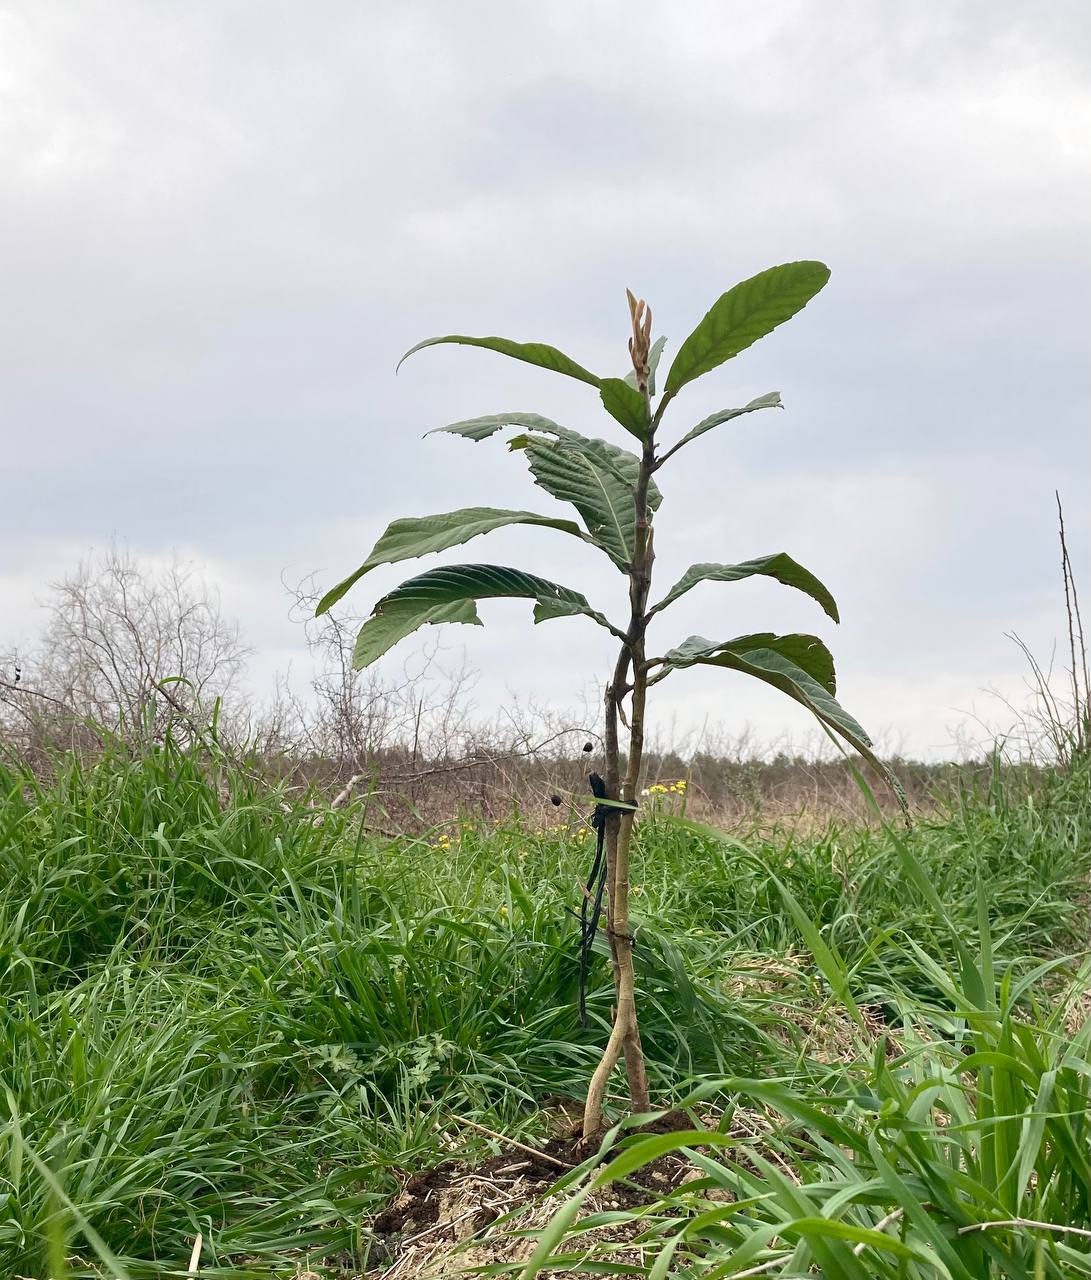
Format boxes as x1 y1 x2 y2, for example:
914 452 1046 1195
398 335 600 388
662 392 783 460
653 632 905 808
521 434 662 570
599 377 648 442
650 553 839 622
352 564 616 668
508 426 637 486
655 632 837 692
663 262 830 397
316 508 589 616
436 415 661 570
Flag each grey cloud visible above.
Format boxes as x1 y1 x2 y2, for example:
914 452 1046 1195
1 0 1088 756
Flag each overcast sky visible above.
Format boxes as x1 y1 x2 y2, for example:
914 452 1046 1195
1 2 1088 759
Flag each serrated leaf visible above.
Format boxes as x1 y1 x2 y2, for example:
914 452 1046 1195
624 335 668 397
438 414 631 477
316 508 589 616
650 553 839 622
663 261 830 397
599 377 648 441
508 427 638 489
436 416 661 570
524 435 661 570
665 392 783 458
654 632 905 808
352 564 615 668
430 411 570 443
398 335 600 388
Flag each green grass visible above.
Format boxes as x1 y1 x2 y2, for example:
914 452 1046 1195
0 739 1088 1277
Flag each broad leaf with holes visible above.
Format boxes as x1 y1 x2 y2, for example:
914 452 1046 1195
317 508 589 615
429 411 570 443
352 564 616 669
399 335 600 388
663 262 830 397
650 553 839 622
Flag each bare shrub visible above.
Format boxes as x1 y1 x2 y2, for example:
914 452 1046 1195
2 552 1062 827
254 576 599 826
1 547 248 758
981 494 1089 770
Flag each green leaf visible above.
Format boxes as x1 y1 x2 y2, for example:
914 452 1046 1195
664 392 783 458
593 1131 735 1187
430 412 569 443
436 415 661 570
663 261 830 397
623 334 667 396
656 632 837 692
352 564 616 668
398 335 600 388
523 435 661 570
316 508 588 615
650 553 839 622
509 426 635 487
765 873 863 1025
653 632 905 808
599 377 649 441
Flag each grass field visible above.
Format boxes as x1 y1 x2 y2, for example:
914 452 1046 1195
1 740 1088 1278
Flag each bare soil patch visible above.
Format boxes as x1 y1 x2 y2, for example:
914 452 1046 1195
363 1112 702 1279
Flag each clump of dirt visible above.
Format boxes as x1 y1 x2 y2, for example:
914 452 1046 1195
364 1113 709 1279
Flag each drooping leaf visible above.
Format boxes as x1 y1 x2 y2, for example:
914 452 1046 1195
316 508 589 616
624 334 668 397
398 335 600 388
664 392 783 458
523 435 662 570
663 262 830 397
352 564 616 668
653 632 905 809
599 377 649 441
650 553 839 622
656 632 837 693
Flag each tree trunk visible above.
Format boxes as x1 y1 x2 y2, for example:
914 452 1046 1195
581 424 656 1138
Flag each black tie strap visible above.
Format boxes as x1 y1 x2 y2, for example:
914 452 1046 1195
577 774 610 1026
576 774 638 1027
